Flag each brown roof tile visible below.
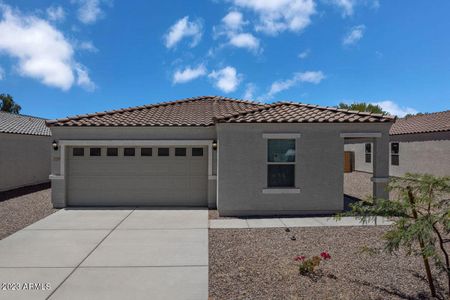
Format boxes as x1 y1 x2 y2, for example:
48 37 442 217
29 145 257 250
46 96 394 127
390 110 450 135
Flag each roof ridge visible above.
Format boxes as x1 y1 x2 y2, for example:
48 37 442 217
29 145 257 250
400 109 450 120
0 111 48 120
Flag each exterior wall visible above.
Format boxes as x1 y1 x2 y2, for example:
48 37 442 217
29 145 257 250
49 126 217 208
216 122 391 216
0 133 51 192
345 132 450 177
344 143 372 173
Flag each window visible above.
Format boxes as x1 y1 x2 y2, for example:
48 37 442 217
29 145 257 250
124 148 135 156
158 148 170 156
73 147 84 156
107 148 118 156
192 148 204 157
90 148 101 156
141 148 152 156
175 148 186 156
391 142 399 166
267 139 296 188
365 143 372 163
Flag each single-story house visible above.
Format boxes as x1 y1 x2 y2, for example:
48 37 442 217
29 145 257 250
345 110 450 177
46 96 394 216
0 111 52 192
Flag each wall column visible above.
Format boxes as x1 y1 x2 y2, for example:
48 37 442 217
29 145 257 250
372 134 390 200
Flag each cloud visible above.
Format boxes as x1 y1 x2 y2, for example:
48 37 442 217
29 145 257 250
222 11 247 30
229 33 260 52
0 4 94 91
343 24 365 46
46 5 65 22
173 64 207 84
372 100 418 117
243 83 256 99
75 63 95 91
231 0 316 35
298 49 310 59
330 0 354 17
164 16 203 49
264 71 325 99
78 40 98 52
0 66 4 80
208 66 241 93
215 11 261 53
73 0 108 25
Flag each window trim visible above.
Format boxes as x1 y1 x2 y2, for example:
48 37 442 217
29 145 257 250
89 147 102 157
157 147 170 157
106 147 118 157
123 147 136 157
365 143 372 163
391 142 400 166
266 137 298 190
175 147 187 157
72 147 84 157
140 147 153 157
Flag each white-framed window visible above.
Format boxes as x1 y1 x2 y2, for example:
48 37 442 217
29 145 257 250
365 143 372 163
391 142 399 166
267 139 296 188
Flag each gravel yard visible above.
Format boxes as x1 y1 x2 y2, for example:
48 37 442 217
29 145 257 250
209 226 448 299
344 171 373 200
0 184 57 240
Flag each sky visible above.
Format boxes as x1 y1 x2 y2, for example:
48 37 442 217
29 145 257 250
0 0 449 119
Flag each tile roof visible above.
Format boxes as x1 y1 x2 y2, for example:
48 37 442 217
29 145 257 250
46 96 394 127
217 102 394 123
390 110 450 135
0 111 51 136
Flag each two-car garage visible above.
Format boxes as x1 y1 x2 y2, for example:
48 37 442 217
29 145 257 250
66 145 209 207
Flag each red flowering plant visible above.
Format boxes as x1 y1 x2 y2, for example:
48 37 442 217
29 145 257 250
294 251 331 275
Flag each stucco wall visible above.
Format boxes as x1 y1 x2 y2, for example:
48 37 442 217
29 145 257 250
344 143 373 173
344 132 450 177
50 126 217 207
0 133 51 191
216 122 391 216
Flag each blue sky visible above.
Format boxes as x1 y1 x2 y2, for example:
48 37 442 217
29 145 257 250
0 0 449 119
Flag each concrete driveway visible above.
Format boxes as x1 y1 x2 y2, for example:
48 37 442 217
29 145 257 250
0 208 208 300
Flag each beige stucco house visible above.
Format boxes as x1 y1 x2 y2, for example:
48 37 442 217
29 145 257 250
0 112 51 192
345 110 450 177
46 96 394 216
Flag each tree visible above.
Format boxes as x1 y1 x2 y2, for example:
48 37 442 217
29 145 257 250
336 102 388 115
0 94 21 114
339 173 450 298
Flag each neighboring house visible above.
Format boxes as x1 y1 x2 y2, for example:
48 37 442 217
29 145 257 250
345 110 450 177
46 96 394 216
0 112 52 192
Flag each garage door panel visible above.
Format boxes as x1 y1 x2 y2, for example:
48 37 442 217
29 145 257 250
67 146 208 206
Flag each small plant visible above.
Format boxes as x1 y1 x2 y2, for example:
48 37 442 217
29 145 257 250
294 251 331 275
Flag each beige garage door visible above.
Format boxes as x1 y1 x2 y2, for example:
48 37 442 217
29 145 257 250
67 146 208 206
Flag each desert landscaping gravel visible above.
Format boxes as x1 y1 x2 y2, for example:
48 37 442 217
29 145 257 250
209 226 448 299
0 185 57 240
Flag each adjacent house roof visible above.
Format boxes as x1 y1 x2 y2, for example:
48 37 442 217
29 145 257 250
0 111 51 136
46 96 394 127
390 110 450 135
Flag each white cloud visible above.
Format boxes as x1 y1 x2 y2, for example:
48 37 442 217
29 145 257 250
73 0 106 25
298 49 310 59
75 63 95 91
164 16 203 49
46 5 65 22
0 4 94 91
208 66 241 93
231 0 316 35
173 64 207 84
343 24 365 46
229 33 260 52
79 41 98 52
0 66 4 80
215 11 261 53
243 83 256 99
222 11 246 30
265 71 325 99
372 100 418 117
330 0 355 17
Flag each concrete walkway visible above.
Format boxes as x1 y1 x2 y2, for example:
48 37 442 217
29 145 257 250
0 208 208 300
209 216 392 229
